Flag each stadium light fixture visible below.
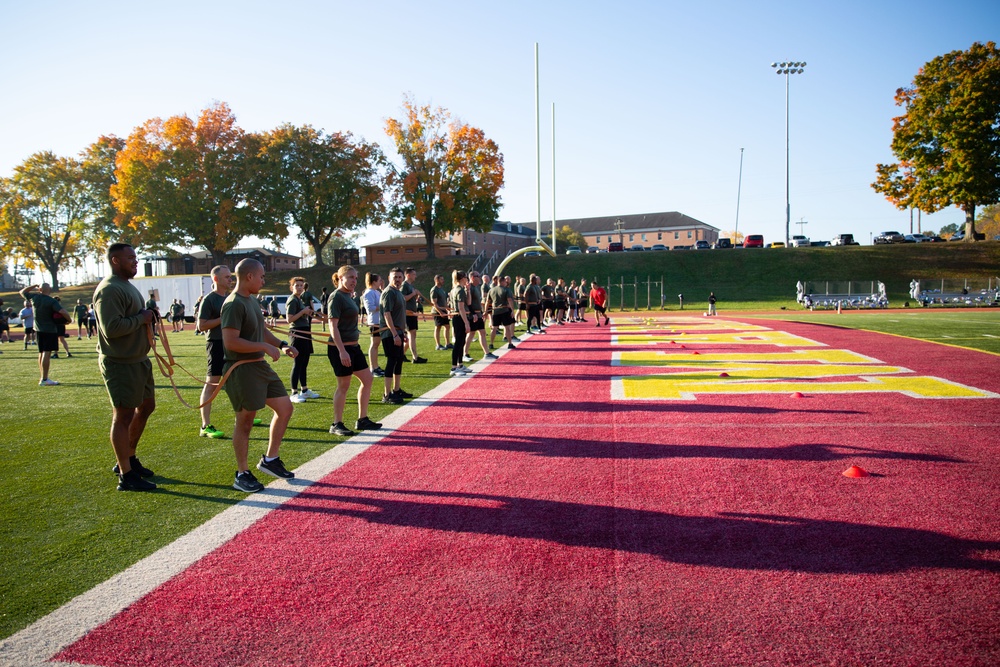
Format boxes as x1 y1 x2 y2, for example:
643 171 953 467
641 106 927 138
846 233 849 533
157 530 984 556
771 60 807 246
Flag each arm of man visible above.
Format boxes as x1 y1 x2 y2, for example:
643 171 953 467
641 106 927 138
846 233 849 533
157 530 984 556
19 285 37 299
96 290 154 338
221 326 294 361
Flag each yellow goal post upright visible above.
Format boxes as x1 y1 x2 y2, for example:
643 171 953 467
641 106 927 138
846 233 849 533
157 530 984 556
492 43 557 280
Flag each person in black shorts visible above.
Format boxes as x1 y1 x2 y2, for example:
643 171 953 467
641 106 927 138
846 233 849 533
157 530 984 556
402 268 427 364
487 275 517 350
74 299 89 339
221 258 299 493
430 274 451 350
378 267 410 404
327 265 382 436
196 265 234 439
464 271 494 360
19 283 72 385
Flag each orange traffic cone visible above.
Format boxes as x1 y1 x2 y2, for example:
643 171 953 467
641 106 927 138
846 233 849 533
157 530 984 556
842 465 870 478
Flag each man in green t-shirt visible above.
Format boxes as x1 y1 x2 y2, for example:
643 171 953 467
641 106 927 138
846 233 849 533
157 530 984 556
195 265 234 440
93 243 159 491
378 267 409 404
221 258 299 493
74 299 89 339
402 268 427 364
487 276 517 351
19 282 72 386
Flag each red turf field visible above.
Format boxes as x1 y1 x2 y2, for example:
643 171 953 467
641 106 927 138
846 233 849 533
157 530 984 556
52 317 1000 666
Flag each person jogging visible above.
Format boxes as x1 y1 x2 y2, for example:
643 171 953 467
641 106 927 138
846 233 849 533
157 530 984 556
590 281 610 327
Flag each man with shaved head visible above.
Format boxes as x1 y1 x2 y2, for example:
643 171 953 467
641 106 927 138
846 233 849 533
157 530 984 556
93 242 158 491
221 258 299 493
20 282 72 386
195 264 234 439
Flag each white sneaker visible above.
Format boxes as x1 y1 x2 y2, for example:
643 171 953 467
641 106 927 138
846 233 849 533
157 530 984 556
456 366 472 374
290 392 307 403
301 389 321 399
450 369 462 377
39 378 60 386
462 355 474 363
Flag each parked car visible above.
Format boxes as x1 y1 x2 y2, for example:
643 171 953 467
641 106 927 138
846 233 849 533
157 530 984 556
608 242 624 252
874 230 905 244
270 294 325 317
694 240 711 250
585 246 601 253
743 235 764 248
565 246 582 255
713 238 733 249
830 233 859 246
923 235 945 242
790 235 810 247
629 244 646 252
650 244 668 251
904 234 929 243
948 231 965 241
770 241 786 248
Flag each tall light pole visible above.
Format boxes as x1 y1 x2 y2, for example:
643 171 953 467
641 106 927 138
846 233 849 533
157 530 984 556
735 147 744 243
771 60 806 246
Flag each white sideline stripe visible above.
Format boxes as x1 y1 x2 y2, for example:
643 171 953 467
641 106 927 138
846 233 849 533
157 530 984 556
0 350 507 667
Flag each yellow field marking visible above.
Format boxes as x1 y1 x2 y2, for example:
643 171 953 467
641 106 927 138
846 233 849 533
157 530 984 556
614 349 881 366
614 323 770 332
612 375 1000 400
615 330 825 347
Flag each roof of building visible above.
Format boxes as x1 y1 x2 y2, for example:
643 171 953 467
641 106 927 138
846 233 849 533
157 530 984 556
366 236 462 249
521 211 717 234
147 247 300 260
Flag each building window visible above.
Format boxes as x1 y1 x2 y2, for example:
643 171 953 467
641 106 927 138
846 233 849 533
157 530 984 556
657 232 662 240
390 249 399 254
629 234 634 242
674 231 679 240
687 231 692 238
406 248 414 253
377 249 385 255
642 233 647 241
419 248 427 253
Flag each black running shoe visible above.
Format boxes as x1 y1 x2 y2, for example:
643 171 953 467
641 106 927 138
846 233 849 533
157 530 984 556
393 389 414 399
508 342 516 350
233 470 264 493
329 422 355 437
412 356 428 364
117 469 157 492
112 455 155 478
382 393 403 405
356 416 383 431
257 455 294 479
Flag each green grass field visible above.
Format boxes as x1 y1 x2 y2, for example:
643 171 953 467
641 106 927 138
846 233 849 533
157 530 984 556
1 284 998 639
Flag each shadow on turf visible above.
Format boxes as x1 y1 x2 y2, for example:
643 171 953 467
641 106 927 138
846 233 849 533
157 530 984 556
425 398 864 417
272 484 1000 574
371 430 963 463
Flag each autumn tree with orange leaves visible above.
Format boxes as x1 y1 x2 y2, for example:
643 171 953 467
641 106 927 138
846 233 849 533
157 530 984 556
873 42 1000 241
384 98 504 259
113 102 280 263
251 124 388 267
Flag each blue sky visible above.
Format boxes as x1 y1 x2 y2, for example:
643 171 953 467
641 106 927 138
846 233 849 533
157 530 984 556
2 0 997 272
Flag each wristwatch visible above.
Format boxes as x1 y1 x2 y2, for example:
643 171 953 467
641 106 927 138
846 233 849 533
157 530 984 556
279 340 288 350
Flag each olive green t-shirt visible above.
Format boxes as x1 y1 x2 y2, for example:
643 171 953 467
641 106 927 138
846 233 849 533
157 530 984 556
221 292 266 362
198 291 227 341
469 284 483 312
327 290 360 344
487 285 514 314
449 286 468 315
431 285 449 312
379 287 406 340
287 294 311 331
93 275 150 364
29 293 60 334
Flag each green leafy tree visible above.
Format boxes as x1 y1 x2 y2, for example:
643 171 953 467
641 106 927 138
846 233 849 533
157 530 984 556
0 151 91 287
384 97 504 259
252 124 387 267
79 134 140 255
542 225 589 250
873 41 1000 242
938 222 960 238
113 102 281 264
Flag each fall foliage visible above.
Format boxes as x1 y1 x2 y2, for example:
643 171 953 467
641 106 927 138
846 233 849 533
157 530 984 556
385 97 504 259
872 41 1000 241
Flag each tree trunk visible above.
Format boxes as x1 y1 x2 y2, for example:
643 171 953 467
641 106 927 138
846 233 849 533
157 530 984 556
963 205 978 242
312 238 328 267
48 267 59 290
423 221 437 259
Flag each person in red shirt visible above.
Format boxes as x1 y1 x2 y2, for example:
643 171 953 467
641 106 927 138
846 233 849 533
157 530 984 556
589 281 610 327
